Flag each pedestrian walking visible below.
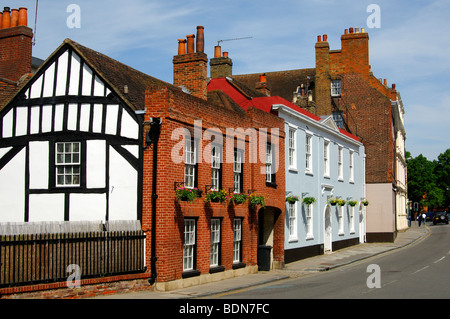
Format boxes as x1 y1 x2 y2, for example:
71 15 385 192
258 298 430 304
422 213 427 226
418 213 422 226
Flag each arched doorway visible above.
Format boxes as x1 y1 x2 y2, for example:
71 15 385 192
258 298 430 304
324 205 332 252
359 204 366 243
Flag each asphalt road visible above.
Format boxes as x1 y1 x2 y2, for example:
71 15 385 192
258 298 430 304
213 223 450 299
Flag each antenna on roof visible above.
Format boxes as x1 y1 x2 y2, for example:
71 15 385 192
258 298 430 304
217 36 253 46
32 0 39 46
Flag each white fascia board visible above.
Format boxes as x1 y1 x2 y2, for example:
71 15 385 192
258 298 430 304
272 103 363 147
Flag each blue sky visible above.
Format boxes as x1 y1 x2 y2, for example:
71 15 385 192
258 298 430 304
11 0 449 160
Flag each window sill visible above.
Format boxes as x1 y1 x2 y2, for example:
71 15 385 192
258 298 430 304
209 265 225 274
288 237 298 243
288 167 298 173
305 171 314 176
232 262 246 270
306 235 314 240
182 269 201 279
266 181 277 188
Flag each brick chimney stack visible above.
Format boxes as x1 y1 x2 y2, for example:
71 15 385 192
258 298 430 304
315 33 332 115
173 26 208 100
209 45 233 79
0 7 32 82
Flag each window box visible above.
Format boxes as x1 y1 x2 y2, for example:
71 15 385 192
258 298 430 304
286 195 299 205
229 193 248 205
302 197 316 205
205 189 227 203
249 193 265 208
176 186 200 203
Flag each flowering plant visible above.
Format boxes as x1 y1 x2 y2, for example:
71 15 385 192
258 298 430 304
302 197 316 205
348 200 358 207
205 189 227 203
285 195 300 205
337 199 346 206
249 193 265 208
175 187 199 203
329 198 338 206
229 193 248 205
362 200 369 206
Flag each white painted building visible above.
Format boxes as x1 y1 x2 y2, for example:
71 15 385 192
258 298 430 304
272 103 366 263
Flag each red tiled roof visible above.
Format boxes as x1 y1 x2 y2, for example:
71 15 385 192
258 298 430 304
207 77 359 142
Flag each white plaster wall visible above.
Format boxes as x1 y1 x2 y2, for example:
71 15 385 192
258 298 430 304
69 193 106 221
29 141 49 189
108 146 137 220
28 194 65 222
0 148 25 222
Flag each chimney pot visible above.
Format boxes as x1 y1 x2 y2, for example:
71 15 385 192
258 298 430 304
11 8 18 27
0 12 3 29
177 39 186 55
349 27 354 34
214 45 221 58
196 26 204 53
344 29 348 35
323 34 327 42
384 79 387 86
186 34 195 53
361 27 365 33
223 51 228 57
259 73 267 83
392 84 396 90
18 7 27 26
317 35 322 42
2 7 11 28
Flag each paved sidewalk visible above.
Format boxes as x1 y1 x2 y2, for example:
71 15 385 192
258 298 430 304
93 222 430 299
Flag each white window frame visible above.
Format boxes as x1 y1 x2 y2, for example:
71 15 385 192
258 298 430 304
233 219 242 263
210 219 221 267
55 142 81 187
233 149 243 193
331 79 341 97
288 127 297 170
349 150 354 183
323 140 330 178
338 146 344 181
305 134 313 174
349 206 355 234
305 204 314 239
266 143 273 183
211 144 221 191
338 206 344 235
184 138 197 188
288 202 298 242
183 219 196 271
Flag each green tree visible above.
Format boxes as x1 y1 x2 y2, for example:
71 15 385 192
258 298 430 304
434 149 450 207
406 153 444 209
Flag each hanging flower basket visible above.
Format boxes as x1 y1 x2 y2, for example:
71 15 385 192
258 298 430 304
337 199 346 206
229 193 248 205
348 200 358 207
285 195 300 205
205 189 227 203
329 198 338 206
302 197 316 205
249 193 265 208
362 200 369 206
176 187 200 203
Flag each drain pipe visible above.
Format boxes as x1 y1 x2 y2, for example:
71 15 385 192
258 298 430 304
146 117 161 286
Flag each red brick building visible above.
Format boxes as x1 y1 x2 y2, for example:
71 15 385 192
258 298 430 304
143 27 285 289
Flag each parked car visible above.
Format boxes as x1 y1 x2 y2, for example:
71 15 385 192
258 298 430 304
433 211 448 225
426 211 435 222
